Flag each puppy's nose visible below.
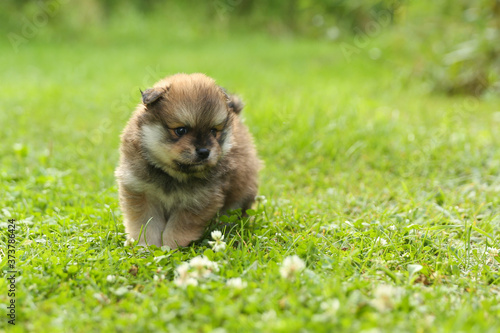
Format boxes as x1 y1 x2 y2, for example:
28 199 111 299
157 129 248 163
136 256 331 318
196 148 210 160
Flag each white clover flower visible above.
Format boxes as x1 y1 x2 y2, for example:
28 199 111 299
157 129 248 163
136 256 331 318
208 241 226 252
255 195 267 204
207 260 219 272
189 255 212 269
153 274 166 282
93 293 110 304
487 247 499 257
320 299 340 314
388 225 396 231
189 256 219 278
261 310 277 322
226 277 247 290
173 275 198 288
173 256 221 287
175 262 190 276
312 299 340 322
280 255 305 280
209 230 227 252
106 275 116 283
124 238 136 247
370 284 402 312
211 230 223 241
375 237 388 246
173 262 198 288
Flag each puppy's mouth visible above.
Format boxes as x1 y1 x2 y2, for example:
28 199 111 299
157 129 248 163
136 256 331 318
174 161 208 173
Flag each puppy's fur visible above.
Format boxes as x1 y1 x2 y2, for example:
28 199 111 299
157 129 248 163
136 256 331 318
115 73 260 249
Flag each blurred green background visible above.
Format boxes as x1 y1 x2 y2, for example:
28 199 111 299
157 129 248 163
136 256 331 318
2 0 499 96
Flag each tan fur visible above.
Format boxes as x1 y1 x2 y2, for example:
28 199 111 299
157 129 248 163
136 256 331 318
115 73 260 249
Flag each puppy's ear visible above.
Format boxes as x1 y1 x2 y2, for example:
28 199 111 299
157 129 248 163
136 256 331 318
227 94 244 114
219 87 244 114
141 87 168 106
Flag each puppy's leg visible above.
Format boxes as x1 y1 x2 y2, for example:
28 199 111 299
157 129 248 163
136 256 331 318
162 206 220 249
119 188 166 247
240 194 257 214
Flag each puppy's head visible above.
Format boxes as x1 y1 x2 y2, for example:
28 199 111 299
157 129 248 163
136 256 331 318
138 73 241 180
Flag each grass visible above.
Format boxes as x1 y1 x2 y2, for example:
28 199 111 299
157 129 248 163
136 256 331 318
1 8 500 333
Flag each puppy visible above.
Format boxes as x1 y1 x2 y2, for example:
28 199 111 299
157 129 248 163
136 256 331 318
115 73 260 249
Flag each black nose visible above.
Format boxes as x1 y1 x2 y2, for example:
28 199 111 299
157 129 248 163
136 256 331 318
196 148 210 160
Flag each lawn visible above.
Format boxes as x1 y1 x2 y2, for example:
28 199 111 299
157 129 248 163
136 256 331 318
1 5 500 333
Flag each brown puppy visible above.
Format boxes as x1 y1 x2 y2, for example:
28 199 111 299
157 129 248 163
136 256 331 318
115 73 260 249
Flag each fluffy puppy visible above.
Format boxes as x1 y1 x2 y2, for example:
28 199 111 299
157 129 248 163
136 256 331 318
115 73 260 249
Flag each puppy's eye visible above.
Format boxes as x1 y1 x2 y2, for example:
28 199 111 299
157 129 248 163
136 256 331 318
211 129 217 137
174 127 188 137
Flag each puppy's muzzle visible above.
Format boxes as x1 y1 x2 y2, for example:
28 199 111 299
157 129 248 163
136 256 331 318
196 148 210 160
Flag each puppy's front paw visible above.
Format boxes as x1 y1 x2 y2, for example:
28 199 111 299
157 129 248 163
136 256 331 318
162 233 189 250
162 222 207 249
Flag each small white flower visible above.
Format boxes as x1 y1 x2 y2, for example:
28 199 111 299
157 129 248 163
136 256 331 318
175 262 190 276
93 293 110 304
375 237 388 246
320 299 340 314
211 230 224 241
207 260 219 272
423 314 436 326
211 242 227 252
189 256 212 268
388 225 396 231
226 277 247 290
173 256 220 287
487 247 499 257
174 262 198 288
255 195 267 204
261 310 277 322
209 230 227 252
174 275 198 288
280 255 305 280
106 275 116 283
370 284 402 312
312 298 341 322
153 274 165 282
189 256 219 278
124 238 136 247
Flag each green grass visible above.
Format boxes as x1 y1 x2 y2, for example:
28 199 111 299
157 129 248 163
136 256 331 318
1 9 500 333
